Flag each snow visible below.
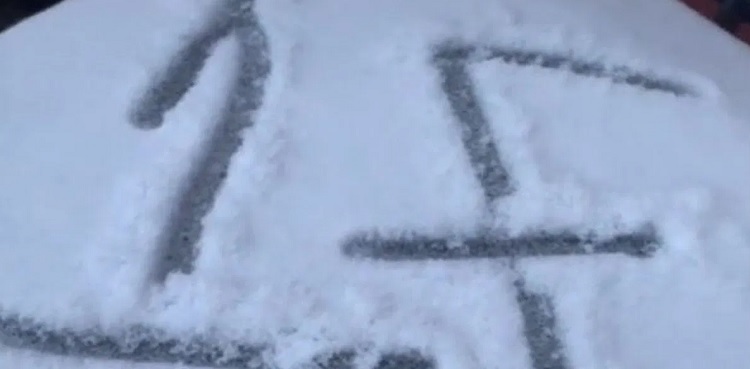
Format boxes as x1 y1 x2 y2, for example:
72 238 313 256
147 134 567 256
0 0 220 323
1 0 750 368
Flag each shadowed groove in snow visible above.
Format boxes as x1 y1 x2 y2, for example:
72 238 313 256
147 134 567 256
310 348 436 369
514 278 568 369
0 313 434 369
435 60 513 203
0 314 273 368
128 11 233 130
342 226 659 261
341 42 664 369
128 0 272 283
433 42 694 97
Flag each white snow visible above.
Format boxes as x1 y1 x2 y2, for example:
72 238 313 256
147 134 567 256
2 0 750 368
0 0 222 324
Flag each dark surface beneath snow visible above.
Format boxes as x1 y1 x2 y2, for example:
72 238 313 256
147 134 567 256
0 0 65 33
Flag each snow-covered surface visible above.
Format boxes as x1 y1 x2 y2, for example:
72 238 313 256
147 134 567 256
1 0 750 368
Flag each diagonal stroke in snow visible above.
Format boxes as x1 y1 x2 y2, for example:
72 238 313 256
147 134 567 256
129 0 272 283
432 42 694 97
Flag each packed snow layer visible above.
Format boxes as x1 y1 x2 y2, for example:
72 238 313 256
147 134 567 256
1 0 750 368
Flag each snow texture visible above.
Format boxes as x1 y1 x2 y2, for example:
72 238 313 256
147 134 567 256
1 0 750 368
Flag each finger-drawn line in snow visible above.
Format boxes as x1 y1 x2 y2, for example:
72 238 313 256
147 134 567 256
309 347 436 369
0 314 433 369
129 0 271 283
129 12 234 130
0 314 272 368
344 227 657 261
432 42 694 97
341 42 662 369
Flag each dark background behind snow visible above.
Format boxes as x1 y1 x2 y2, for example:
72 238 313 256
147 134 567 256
1 0 65 33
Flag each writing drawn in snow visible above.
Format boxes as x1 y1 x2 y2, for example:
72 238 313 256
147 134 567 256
342 41 681 369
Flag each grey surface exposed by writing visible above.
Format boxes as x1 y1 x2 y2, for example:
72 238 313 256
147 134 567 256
310 349 358 369
310 349 435 369
436 61 512 202
342 225 659 261
374 351 436 369
0 315 272 368
514 279 568 369
0 314 434 369
129 12 233 130
433 42 693 96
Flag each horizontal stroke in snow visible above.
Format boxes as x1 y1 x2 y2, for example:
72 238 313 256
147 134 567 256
0 313 434 369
